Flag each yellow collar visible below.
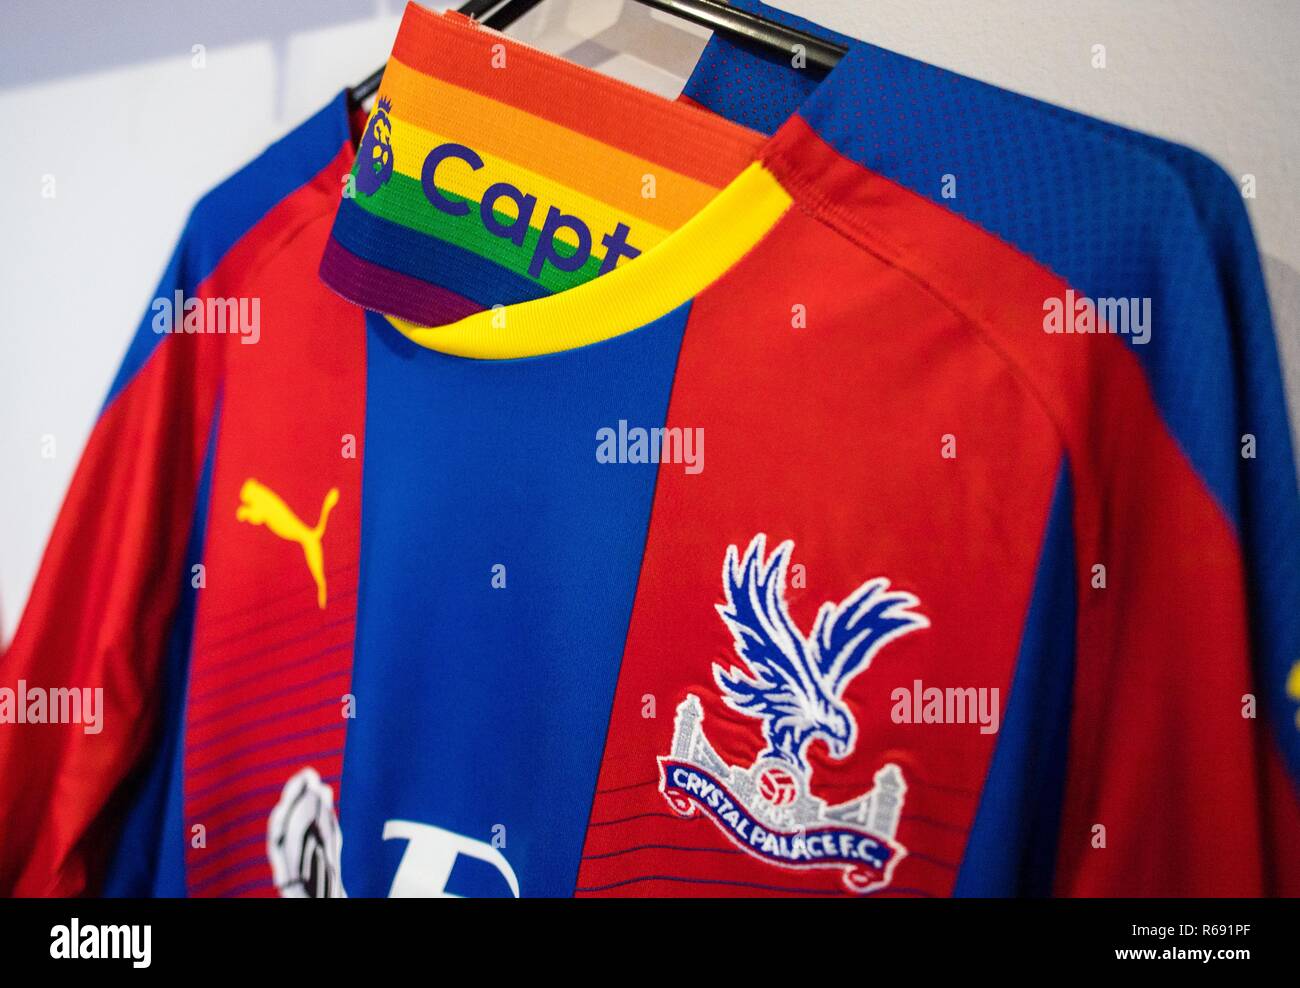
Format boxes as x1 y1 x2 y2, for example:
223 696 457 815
383 161 792 359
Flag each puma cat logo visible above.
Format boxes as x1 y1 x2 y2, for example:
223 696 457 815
236 479 340 609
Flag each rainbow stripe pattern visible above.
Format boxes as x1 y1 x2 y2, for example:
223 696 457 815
320 4 762 327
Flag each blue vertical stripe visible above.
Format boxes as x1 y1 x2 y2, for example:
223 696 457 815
102 396 223 896
953 460 1075 896
338 308 690 897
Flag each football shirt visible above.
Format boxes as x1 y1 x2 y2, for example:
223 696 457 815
313 6 1292 896
2 1 1296 899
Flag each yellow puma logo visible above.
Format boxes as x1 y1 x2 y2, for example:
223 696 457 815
236 479 340 609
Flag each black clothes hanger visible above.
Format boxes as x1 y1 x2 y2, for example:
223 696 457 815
349 0 846 104
350 0 512 104
488 0 845 68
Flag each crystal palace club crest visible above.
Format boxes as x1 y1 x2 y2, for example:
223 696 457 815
658 535 927 894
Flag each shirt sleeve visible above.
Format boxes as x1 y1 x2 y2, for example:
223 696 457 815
0 226 222 896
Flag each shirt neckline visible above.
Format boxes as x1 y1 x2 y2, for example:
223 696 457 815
383 159 792 359
326 3 860 360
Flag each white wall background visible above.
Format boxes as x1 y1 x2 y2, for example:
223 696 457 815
2 0 1297 641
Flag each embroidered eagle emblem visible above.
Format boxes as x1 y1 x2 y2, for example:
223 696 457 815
713 535 928 771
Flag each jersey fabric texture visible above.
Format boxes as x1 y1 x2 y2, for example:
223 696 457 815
0 2 1296 899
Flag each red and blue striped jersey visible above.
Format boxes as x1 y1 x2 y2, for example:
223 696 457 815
1 2 1295 898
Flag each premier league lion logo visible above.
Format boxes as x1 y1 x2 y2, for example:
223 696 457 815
355 96 395 196
659 534 927 894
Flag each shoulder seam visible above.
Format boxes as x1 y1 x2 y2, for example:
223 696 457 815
761 147 1071 467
